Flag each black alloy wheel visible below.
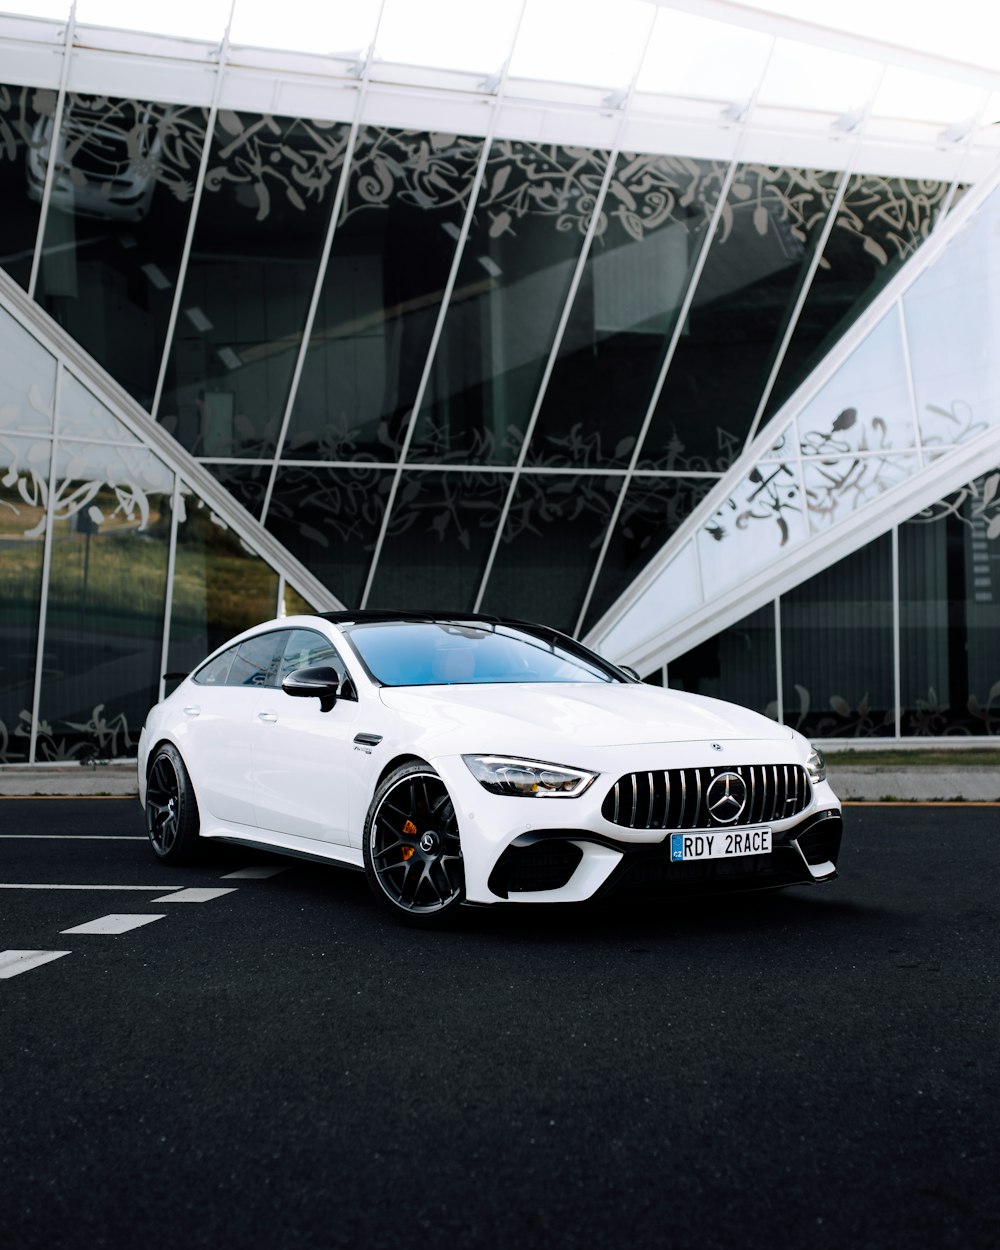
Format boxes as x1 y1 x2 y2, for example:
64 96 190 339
145 743 201 864
364 763 464 922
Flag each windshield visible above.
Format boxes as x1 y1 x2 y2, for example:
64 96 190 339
343 622 623 687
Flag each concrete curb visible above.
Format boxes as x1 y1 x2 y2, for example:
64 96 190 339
0 765 139 797
828 766 1000 802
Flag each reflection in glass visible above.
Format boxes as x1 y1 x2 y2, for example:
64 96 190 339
60 371 143 444
766 174 949 418
410 141 609 465
38 443 173 760
903 185 1000 448
158 112 351 458
780 536 895 738
367 470 509 612
668 604 776 719
0 82 51 290
203 461 272 520
479 473 624 632
900 475 1000 736
168 493 279 677
34 95 209 409
266 465 394 606
795 310 915 460
0 435 49 761
641 164 839 473
0 305 57 434
582 474 716 633
698 461 806 593
527 154 726 469
803 453 916 534
283 583 316 617
284 128 482 462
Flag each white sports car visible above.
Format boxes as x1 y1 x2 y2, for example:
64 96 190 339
137 612 843 923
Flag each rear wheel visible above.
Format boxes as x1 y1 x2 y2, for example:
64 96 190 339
363 763 464 924
145 743 202 865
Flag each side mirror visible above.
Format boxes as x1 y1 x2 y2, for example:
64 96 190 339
282 665 343 713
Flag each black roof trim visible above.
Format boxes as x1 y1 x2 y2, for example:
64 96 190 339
312 610 510 628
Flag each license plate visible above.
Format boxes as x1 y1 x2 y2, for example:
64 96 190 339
670 828 771 862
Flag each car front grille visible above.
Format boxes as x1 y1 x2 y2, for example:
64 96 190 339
601 764 810 830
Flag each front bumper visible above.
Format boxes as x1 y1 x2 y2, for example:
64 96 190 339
433 750 842 905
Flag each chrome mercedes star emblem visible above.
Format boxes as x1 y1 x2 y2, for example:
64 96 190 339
706 772 748 824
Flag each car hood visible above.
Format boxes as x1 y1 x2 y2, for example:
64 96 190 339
377 682 792 753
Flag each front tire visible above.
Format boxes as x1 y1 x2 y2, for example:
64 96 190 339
145 743 202 865
363 763 464 924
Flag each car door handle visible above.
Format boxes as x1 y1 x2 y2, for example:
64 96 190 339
183 706 200 717
257 711 278 724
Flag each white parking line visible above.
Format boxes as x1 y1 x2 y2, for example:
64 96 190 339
0 950 72 979
61 914 166 935
151 887 237 903
0 883 182 891
221 866 289 880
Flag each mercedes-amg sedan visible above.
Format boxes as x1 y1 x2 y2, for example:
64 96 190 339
138 612 842 923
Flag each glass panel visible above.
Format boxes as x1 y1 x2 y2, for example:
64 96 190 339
757 41 881 115
904 185 1000 448
60 372 142 443
509 0 651 88
697 462 806 594
900 474 1000 737
582 474 716 634
0 435 49 762
796 310 916 460
638 8 772 103
283 127 482 462
780 536 895 739
203 461 271 520
766 174 949 418
228 631 284 688
668 605 777 720
158 112 351 458
594 539 701 656
376 0 522 73
0 82 51 290
526 154 726 469
37 442 173 761
283 584 316 616
803 454 917 535
367 470 509 613
479 473 624 633
641 163 840 473
0 304 56 434
278 628 345 680
33 95 209 410
265 465 394 606
168 492 280 675
75 0 233 42
409 141 610 465
231 0 382 56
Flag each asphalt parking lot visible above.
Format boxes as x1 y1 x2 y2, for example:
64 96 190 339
1 798 998 1250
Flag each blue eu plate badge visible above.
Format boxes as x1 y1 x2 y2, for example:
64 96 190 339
670 833 684 862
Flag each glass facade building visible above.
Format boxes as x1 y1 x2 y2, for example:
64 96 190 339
2 1 1000 763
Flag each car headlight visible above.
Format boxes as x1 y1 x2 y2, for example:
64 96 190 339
462 755 597 798
805 747 827 783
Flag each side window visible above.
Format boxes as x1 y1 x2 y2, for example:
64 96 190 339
192 643 239 686
227 632 286 688
278 629 353 697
